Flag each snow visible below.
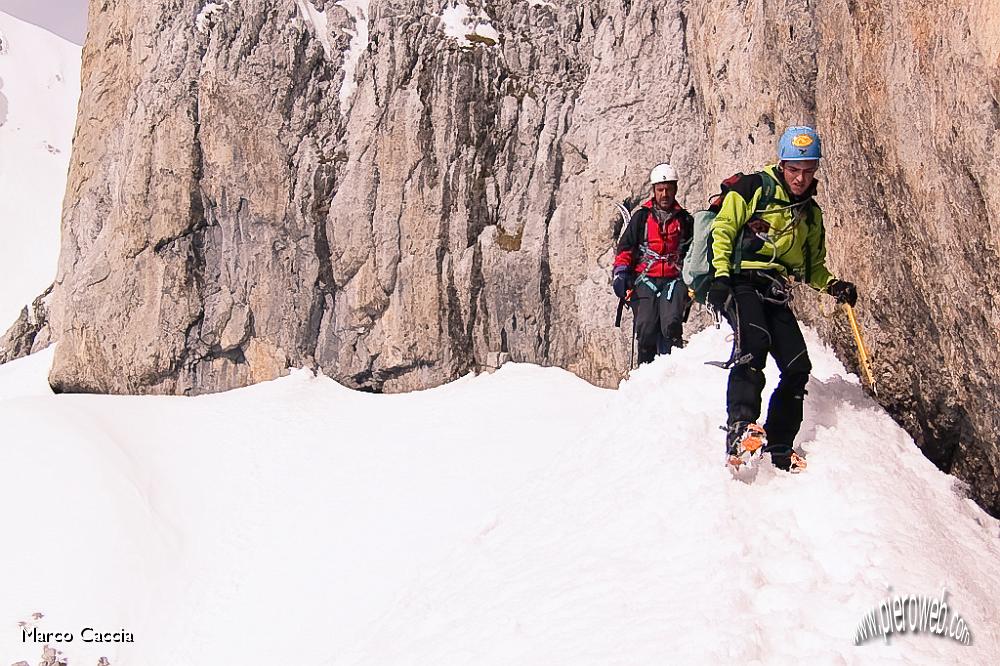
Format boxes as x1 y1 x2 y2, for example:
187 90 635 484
2 325 1000 665
0 12 80 329
440 3 501 48
294 0 333 58
293 0 370 109
0 344 54 399
195 1 234 35
440 4 472 41
473 20 500 44
335 0 370 109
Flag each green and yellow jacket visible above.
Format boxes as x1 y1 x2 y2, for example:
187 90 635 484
709 164 835 290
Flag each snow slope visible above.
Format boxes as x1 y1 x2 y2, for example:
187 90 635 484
1 327 999 665
0 12 80 328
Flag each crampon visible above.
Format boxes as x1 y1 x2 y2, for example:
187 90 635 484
726 423 767 470
786 451 808 473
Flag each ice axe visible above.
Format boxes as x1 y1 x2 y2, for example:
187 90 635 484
844 303 877 395
615 198 634 330
793 278 878 394
612 201 633 330
706 296 753 370
615 201 632 235
613 202 636 373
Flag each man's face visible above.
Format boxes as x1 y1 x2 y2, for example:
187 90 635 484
653 181 678 208
781 160 819 197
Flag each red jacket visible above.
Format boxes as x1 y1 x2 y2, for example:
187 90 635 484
613 199 694 279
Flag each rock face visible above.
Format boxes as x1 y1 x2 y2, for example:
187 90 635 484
33 1 999 514
793 1 1000 516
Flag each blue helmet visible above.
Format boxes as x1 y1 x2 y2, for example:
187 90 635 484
778 126 822 161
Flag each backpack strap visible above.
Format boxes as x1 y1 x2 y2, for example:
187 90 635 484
757 170 777 210
801 202 822 284
732 171 773 276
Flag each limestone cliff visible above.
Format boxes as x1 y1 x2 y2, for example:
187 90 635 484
8 1 999 513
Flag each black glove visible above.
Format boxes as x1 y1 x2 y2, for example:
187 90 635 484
707 276 732 313
827 279 858 306
612 267 632 300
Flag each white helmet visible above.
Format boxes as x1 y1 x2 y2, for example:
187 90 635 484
649 163 679 185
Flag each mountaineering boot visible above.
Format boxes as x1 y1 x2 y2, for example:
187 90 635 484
725 421 767 468
769 449 807 473
763 439 808 473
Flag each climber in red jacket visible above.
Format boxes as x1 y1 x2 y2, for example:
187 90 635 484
612 163 694 364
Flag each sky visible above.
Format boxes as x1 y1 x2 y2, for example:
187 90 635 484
0 0 87 44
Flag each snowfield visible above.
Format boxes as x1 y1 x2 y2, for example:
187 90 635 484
2 326 999 665
0 12 80 328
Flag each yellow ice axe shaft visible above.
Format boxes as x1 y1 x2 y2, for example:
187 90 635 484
844 303 877 395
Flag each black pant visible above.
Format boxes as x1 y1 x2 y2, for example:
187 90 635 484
634 277 687 364
725 275 811 454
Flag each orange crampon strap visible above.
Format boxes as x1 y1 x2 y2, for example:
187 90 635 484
740 424 767 453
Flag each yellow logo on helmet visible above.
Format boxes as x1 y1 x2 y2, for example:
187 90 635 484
791 134 814 147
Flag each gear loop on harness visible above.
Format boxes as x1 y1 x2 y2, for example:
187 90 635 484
747 270 793 306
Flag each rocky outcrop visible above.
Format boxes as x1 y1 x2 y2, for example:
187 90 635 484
0 285 53 362
39 1 1000 514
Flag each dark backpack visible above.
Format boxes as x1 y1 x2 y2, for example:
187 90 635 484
682 172 778 303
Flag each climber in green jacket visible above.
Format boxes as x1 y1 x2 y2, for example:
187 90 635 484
706 125 858 471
